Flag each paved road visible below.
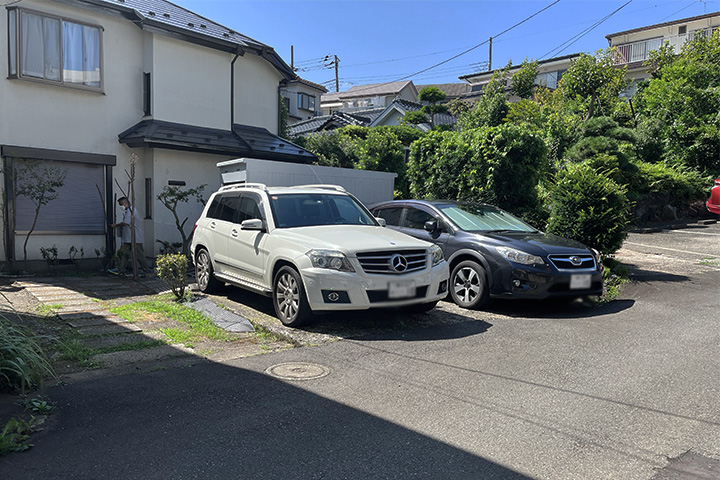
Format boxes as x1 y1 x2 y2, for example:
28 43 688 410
2 221 719 479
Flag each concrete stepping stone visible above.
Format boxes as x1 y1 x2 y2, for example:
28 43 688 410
82 332 160 350
58 311 114 321
66 316 130 328
75 323 142 336
92 345 191 368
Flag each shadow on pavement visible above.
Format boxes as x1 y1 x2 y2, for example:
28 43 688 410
483 298 636 319
1 361 531 480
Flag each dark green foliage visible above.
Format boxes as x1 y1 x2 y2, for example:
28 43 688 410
510 59 539 99
633 162 708 206
404 86 449 129
563 116 638 188
547 164 630 254
155 253 189 300
458 67 510 130
407 125 547 220
558 51 629 119
303 126 413 197
635 32 720 174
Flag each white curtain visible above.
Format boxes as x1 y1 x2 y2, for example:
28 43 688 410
43 17 61 81
82 25 100 87
62 21 83 85
21 12 44 78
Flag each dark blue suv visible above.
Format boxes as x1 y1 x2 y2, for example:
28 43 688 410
371 200 604 309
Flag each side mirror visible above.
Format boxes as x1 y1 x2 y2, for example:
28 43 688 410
240 218 265 231
424 219 438 232
375 217 387 227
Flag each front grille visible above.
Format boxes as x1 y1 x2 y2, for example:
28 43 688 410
356 249 428 275
548 254 596 271
367 286 429 303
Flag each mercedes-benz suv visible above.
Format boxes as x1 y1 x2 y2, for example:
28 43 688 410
191 184 449 326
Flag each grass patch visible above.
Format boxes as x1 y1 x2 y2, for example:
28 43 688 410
36 304 63 315
160 327 197 348
110 299 232 342
699 257 719 266
599 258 631 302
0 313 56 393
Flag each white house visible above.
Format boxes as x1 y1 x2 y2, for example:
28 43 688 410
280 77 327 125
1 0 314 267
459 53 580 102
606 11 720 95
320 81 418 115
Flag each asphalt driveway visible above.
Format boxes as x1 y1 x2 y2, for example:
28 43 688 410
1 220 719 479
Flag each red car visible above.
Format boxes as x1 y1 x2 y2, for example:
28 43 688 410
708 178 720 215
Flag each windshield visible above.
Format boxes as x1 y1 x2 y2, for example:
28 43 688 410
438 203 536 233
269 193 377 228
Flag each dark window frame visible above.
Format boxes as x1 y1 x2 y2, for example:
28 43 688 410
7 6 104 93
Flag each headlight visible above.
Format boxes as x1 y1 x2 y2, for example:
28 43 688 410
430 244 444 266
495 246 544 266
306 250 355 272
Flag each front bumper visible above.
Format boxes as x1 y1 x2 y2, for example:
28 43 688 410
301 262 450 311
490 264 603 300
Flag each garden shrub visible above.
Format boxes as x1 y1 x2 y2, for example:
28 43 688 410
156 253 189 300
547 163 630 255
408 124 547 222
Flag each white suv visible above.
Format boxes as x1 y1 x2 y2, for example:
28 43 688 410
191 184 449 326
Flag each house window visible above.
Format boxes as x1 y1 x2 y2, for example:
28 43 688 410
7 8 103 91
143 73 152 116
679 25 687 35
297 93 316 111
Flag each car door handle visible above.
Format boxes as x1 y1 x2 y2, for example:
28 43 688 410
209 221 216 229
231 229 238 237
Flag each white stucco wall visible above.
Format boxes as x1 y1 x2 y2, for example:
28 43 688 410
151 150 230 256
151 36 231 130
233 53 284 133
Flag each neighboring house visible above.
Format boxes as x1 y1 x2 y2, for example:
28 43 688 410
606 11 720 96
280 77 327 125
369 99 456 132
289 110 383 137
416 83 473 103
320 81 418 115
1 0 314 265
459 53 580 101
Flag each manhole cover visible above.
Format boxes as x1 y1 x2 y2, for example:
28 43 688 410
265 362 330 381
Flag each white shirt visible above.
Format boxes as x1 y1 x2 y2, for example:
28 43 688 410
121 206 144 244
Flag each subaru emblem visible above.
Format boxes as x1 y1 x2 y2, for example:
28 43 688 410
570 256 582 266
390 254 408 272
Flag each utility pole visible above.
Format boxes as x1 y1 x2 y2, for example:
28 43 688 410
488 37 493 71
334 55 340 93
291 45 294 71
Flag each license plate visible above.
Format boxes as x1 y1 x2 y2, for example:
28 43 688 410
388 281 416 299
570 274 592 290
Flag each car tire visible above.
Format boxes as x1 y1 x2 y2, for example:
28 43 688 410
273 266 312 327
450 260 490 309
407 300 439 313
195 248 222 293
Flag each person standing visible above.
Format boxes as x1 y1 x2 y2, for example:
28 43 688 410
109 197 149 275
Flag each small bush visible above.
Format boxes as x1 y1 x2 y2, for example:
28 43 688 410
155 254 189 300
0 313 55 393
547 163 630 254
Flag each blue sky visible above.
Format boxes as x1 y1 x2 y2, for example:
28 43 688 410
172 0 719 90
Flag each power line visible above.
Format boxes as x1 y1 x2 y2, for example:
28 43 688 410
336 0 562 97
540 0 633 59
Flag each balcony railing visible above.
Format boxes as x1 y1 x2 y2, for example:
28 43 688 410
612 27 718 65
